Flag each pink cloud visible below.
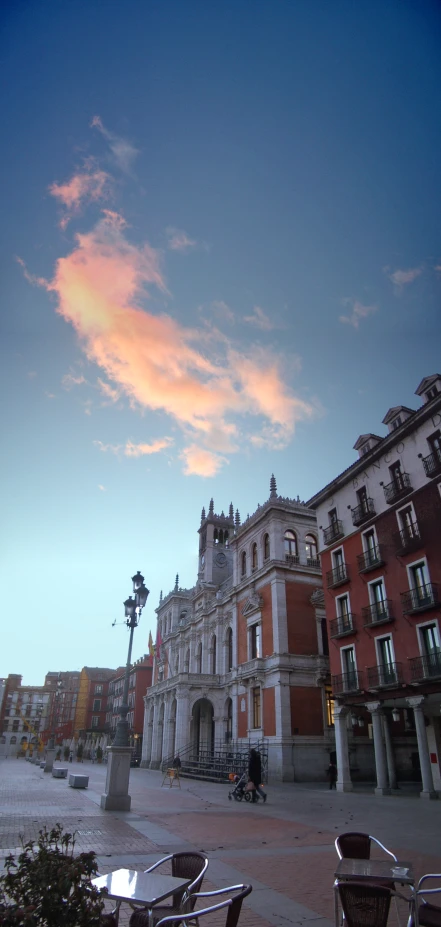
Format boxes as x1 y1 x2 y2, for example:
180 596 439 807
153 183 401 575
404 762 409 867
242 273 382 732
243 306 273 331
94 438 173 457
339 300 378 329
180 445 227 477
49 169 111 226
91 116 139 174
166 227 197 252
385 266 423 289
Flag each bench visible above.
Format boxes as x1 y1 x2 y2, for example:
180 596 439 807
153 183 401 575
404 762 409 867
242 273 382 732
52 767 68 778
68 774 89 789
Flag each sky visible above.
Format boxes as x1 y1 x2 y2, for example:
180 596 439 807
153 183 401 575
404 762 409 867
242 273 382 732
1 0 440 685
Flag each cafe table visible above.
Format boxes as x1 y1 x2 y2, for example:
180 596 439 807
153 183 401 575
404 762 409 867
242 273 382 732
92 868 192 926
333 859 415 927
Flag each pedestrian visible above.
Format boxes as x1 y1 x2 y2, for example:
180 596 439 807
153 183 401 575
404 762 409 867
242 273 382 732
327 761 337 789
173 754 181 771
248 748 267 803
69 751 73 763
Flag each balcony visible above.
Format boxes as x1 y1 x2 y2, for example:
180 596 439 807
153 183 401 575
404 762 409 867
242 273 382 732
395 522 422 556
410 652 441 683
367 663 404 689
285 554 299 566
357 546 385 574
332 670 364 695
362 600 394 628
327 563 349 588
307 557 321 568
401 583 440 615
351 497 376 527
422 448 441 479
330 614 356 639
383 473 412 505
323 521 344 545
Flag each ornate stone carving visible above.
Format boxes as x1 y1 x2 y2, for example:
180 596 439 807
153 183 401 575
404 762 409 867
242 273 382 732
241 592 264 616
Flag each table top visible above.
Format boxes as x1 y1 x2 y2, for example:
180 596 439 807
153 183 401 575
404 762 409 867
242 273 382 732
335 858 414 886
92 869 192 906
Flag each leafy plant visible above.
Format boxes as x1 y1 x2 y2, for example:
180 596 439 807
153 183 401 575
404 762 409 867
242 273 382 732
0 824 105 926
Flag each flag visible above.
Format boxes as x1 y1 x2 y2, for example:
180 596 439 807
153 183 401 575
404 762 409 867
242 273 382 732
148 631 154 658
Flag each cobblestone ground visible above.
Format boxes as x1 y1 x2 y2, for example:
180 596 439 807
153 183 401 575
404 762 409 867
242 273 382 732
1 759 440 927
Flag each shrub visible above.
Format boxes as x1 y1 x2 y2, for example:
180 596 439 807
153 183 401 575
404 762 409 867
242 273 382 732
0 824 105 926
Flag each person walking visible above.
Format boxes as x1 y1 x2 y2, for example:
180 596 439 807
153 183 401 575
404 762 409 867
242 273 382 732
248 748 267 803
327 761 337 789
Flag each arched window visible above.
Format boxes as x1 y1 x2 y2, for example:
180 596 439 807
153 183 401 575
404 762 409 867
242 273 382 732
185 648 190 670
241 551 247 576
305 534 318 562
219 529 224 545
252 543 258 572
211 635 217 674
263 533 270 560
196 642 202 674
214 528 219 545
284 529 297 558
10 736 17 744
227 628 233 672
224 530 229 547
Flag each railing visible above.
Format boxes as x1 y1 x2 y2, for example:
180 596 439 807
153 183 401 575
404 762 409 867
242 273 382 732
351 498 376 526
362 600 394 627
357 546 384 573
401 583 440 615
285 554 299 566
409 652 441 682
395 522 422 555
367 663 403 688
332 670 364 695
323 521 344 545
329 614 356 639
383 473 412 504
326 564 349 588
307 557 321 568
422 449 441 478
238 657 265 680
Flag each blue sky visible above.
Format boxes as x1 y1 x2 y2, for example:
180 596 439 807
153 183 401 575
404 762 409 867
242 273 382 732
1 0 440 684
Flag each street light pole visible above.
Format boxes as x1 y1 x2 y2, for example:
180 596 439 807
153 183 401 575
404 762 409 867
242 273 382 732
101 571 149 811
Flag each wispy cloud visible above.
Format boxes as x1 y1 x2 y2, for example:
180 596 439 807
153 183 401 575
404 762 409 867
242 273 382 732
91 116 139 175
62 372 87 390
384 265 423 290
166 227 197 252
339 300 378 329
94 437 173 457
97 378 121 403
45 391 56 399
49 167 111 227
98 484 107 492
243 305 274 331
27 370 37 379
180 445 227 477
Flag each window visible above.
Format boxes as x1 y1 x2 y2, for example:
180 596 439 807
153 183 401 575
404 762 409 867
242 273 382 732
389 460 405 489
341 646 357 687
418 623 441 677
361 442 370 456
325 686 335 726
391 416 402 431
284 530 297 557
252 687 261 729
369 580 388 619
409 561 431 605
10 736 17 744
398 505 418 538
249 624 261 660
426 386 439 402
91 716 99 728
12 720 19 732
241 551 247 577
329 508 338 526
251 543 258 572
196 643 202 674
427 430 441 465
263 533 270 560
95 684 103 694
336 595 351 633
356 485 369 511
376 636 396 684
332 547 345 582
210 635 217 674
363 529 378 561
227 628 233 672
305 534 318 561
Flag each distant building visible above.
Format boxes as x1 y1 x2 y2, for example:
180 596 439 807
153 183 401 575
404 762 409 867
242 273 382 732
73 667 116 744
106 655 153 758
0 674 50 758
142 477 330 782
307 374 441 798
44 670 81 745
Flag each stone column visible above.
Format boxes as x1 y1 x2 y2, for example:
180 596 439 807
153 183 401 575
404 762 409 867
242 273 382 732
150 699 164 769
162 696 176 763
406 696 438 800
382 713 397 790
334 704 353 792
366 701 390 795
174 687 190 756
271 578 289 654
101 746 132 811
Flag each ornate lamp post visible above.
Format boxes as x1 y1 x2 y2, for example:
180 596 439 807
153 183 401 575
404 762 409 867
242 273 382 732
45 681 63 772
101 571 149 811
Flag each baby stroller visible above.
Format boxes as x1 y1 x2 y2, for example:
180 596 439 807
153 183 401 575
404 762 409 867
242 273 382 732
228 770 252 802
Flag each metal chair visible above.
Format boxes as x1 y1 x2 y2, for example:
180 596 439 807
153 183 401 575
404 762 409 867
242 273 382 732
335 880 413 927
129 852 208 927
413 873 441 927
335 833 398 863
156 884 253 927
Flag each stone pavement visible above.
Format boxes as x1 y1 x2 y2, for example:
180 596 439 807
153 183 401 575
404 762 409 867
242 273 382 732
1 759 440 927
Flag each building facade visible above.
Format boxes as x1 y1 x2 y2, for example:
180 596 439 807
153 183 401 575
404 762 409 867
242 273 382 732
106 655 153 759
142 477 332 782
0 674 51 758
73 666 116 745
308 374 441 798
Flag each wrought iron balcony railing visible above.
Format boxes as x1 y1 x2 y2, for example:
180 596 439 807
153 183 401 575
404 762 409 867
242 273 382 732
395 522 422 555
383 473 412 504
401 583 440 615
329 614 356 639
351 497 376 526
367 662 403 689
306 557 321 568
323 521 344 545
327 563 349 588
332 670 364 695
357 546 384 573
362 600 394 627
409 652 441 682
422 448 441 479
285 554 299 566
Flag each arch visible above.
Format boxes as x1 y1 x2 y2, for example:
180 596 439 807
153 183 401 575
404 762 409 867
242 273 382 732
190 697 214 755
284 529 298 557
263 533 270 560
305 533 318 560
224 530 229 547
226 627 233 672
213 528 219 545
252 542 258 571
10 736 17 744
210 634 217 674
218 529 224 545
241 550 247 576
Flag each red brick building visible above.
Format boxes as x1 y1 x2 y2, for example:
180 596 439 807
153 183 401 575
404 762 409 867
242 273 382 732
73 667 116 742
308 374 441 798
106 655 153 759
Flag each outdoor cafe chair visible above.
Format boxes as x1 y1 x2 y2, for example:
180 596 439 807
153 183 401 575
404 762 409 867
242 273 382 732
155 884 253 927
412 873 441 927
335 832 398 863
335 880 414 927
129 852 208 927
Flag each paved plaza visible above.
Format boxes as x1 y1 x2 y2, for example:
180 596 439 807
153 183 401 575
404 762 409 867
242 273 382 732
1 759 440 927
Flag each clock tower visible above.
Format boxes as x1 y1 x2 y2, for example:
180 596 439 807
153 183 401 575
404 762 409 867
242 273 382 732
198 499 235 586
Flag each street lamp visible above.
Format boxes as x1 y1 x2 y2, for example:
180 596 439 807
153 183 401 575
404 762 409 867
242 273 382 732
47 681 63 750
112 572 149 747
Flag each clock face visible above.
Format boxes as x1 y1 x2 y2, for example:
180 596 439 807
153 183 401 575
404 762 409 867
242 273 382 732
215 552 227 567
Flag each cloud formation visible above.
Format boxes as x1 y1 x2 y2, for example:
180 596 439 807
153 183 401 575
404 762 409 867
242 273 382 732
94 437 173 457
339 300 378 329
243 306 274 331
62 372 87 390
91 116 139 174
49 168 110 227
180 445 227 477
166 227 197 252
385 266 422 290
